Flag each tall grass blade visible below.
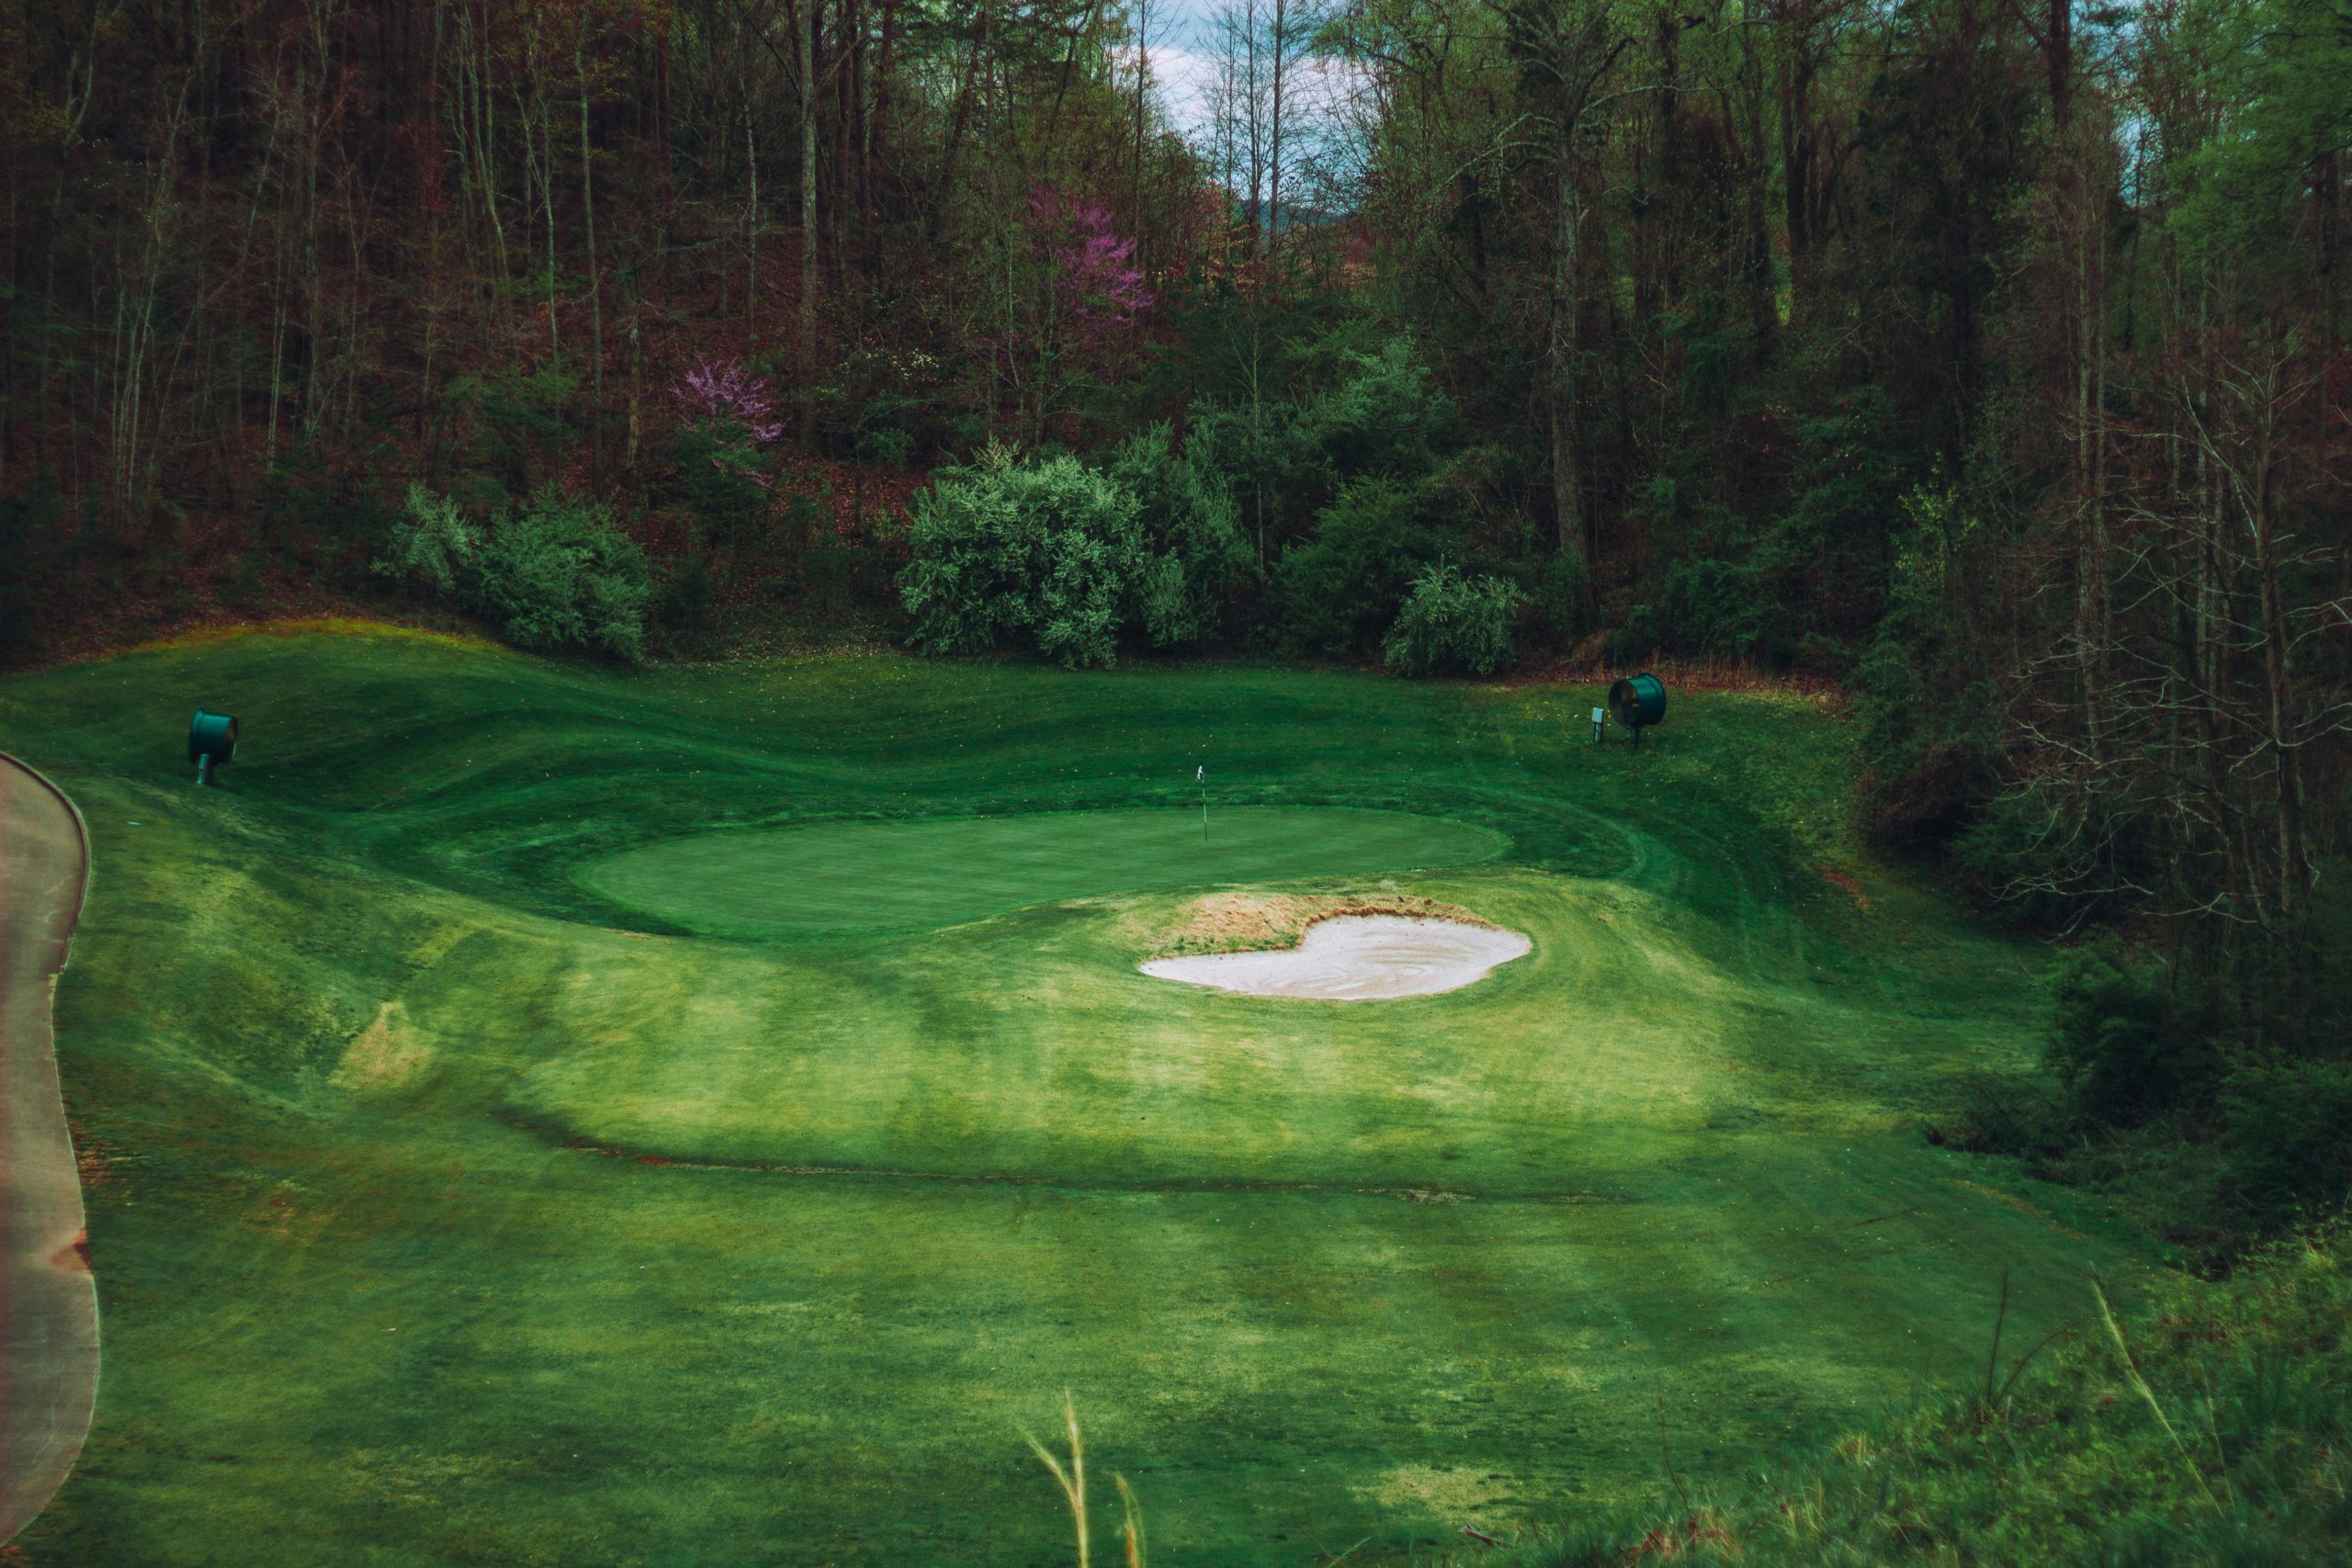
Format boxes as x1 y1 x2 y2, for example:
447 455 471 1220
1023 1390 1091 1568
2093 1272 2225 1514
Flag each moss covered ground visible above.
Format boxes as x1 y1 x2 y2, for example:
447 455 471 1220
0 626 2151 1565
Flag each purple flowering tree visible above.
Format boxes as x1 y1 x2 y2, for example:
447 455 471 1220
1006 184 1152 436
1027 184 1152 340
669 355 785 491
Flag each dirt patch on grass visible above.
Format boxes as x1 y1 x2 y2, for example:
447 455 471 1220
1819 864 1871 910
334 1001 432 1090
1148 891 1496 958
1368 1462 1517 1514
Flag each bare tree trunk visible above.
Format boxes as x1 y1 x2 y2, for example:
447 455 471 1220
799 0 819 444
1267 0 1285 268
1550 149 1584 562
577 13 604 483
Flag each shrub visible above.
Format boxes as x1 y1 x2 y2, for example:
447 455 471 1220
668 356 784 574
898 447 1148 668
1522 548 1592 649
470 487 653 661
1603 558 1775 667
1272 478 1445 658
2221 1057 2352 1224
374 483 479 598
2044 942 2211 1128
1384 564 1523 677
1298 337 1455 481
1952 778 2147 930
1660 557 1772 658
1102 423 1254 648
1603 602 1664 667
0 478 62 661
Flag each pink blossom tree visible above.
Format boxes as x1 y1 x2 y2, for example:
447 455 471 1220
1026 184 1152 340
669 355 784 491
1003 185 1154 437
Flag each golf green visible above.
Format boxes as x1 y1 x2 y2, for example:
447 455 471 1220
577 807 1508 934
0 626 2149 1566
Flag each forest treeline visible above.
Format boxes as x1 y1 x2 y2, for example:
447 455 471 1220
1 0 2347 1249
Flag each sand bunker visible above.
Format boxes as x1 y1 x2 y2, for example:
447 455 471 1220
1140 915 1531 1001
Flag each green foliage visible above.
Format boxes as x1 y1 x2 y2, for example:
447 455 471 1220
2172 0 2352 293
1102 423 1256 648
380 484 651 661
898 446 1149 668
1951 777 2144 930
1272 478 1446 657
256 442 401 579
1852 483 2002 841
2221 1058 2352 1224
899 435 1259 667
1383 563 1523 677
1521 548 1592 649
1184 333 1457 558
469 487 654 662
1295 336 1456 481
439 367 575 496
855 425 918 467
671 424 770 568
0 477 61 662
654 554 715 647
373 483 479 599
1608 558 1770 665
2044 942 2204 1128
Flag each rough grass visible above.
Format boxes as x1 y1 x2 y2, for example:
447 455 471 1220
1383 1224 2352 1566
0 626 2154 1565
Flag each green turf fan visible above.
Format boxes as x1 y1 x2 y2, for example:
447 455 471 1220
1608 673 1667 746
188 709 238 785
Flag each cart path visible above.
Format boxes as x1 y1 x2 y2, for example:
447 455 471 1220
0 755 97 1546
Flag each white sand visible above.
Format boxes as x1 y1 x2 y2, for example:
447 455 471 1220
1140 915 1531 1001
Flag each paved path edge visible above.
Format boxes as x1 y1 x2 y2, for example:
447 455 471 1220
0 752 99 1548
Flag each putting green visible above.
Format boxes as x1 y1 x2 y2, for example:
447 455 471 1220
577 807 1507 934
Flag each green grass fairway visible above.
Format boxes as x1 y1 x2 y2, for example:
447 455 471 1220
0 626 2148 1566
578 807 1506 934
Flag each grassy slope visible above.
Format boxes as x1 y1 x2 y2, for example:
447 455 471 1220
1395 1224 2352 1567
0 626 2150 1566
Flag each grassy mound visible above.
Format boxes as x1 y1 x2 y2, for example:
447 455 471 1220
0 626 2153 1565
576 806 1504 935
1400 1224 2352 1565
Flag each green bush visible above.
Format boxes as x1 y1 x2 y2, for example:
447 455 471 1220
1297 336 1455 481
1661 557 1772 658
898 447 1148 668
378 484 652 661
470 487 654 662
1102 423 1255 648
2044 942 2210 1129
1603 603 1664 667
1604 558 1775 667
2221 1057 2352 1224
374 483 480 599
1271 478 1445 658
1952 779 2143 929
1522 548 1592 649
672 424 770 572
0 477 62 661
1384 564 1523 677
